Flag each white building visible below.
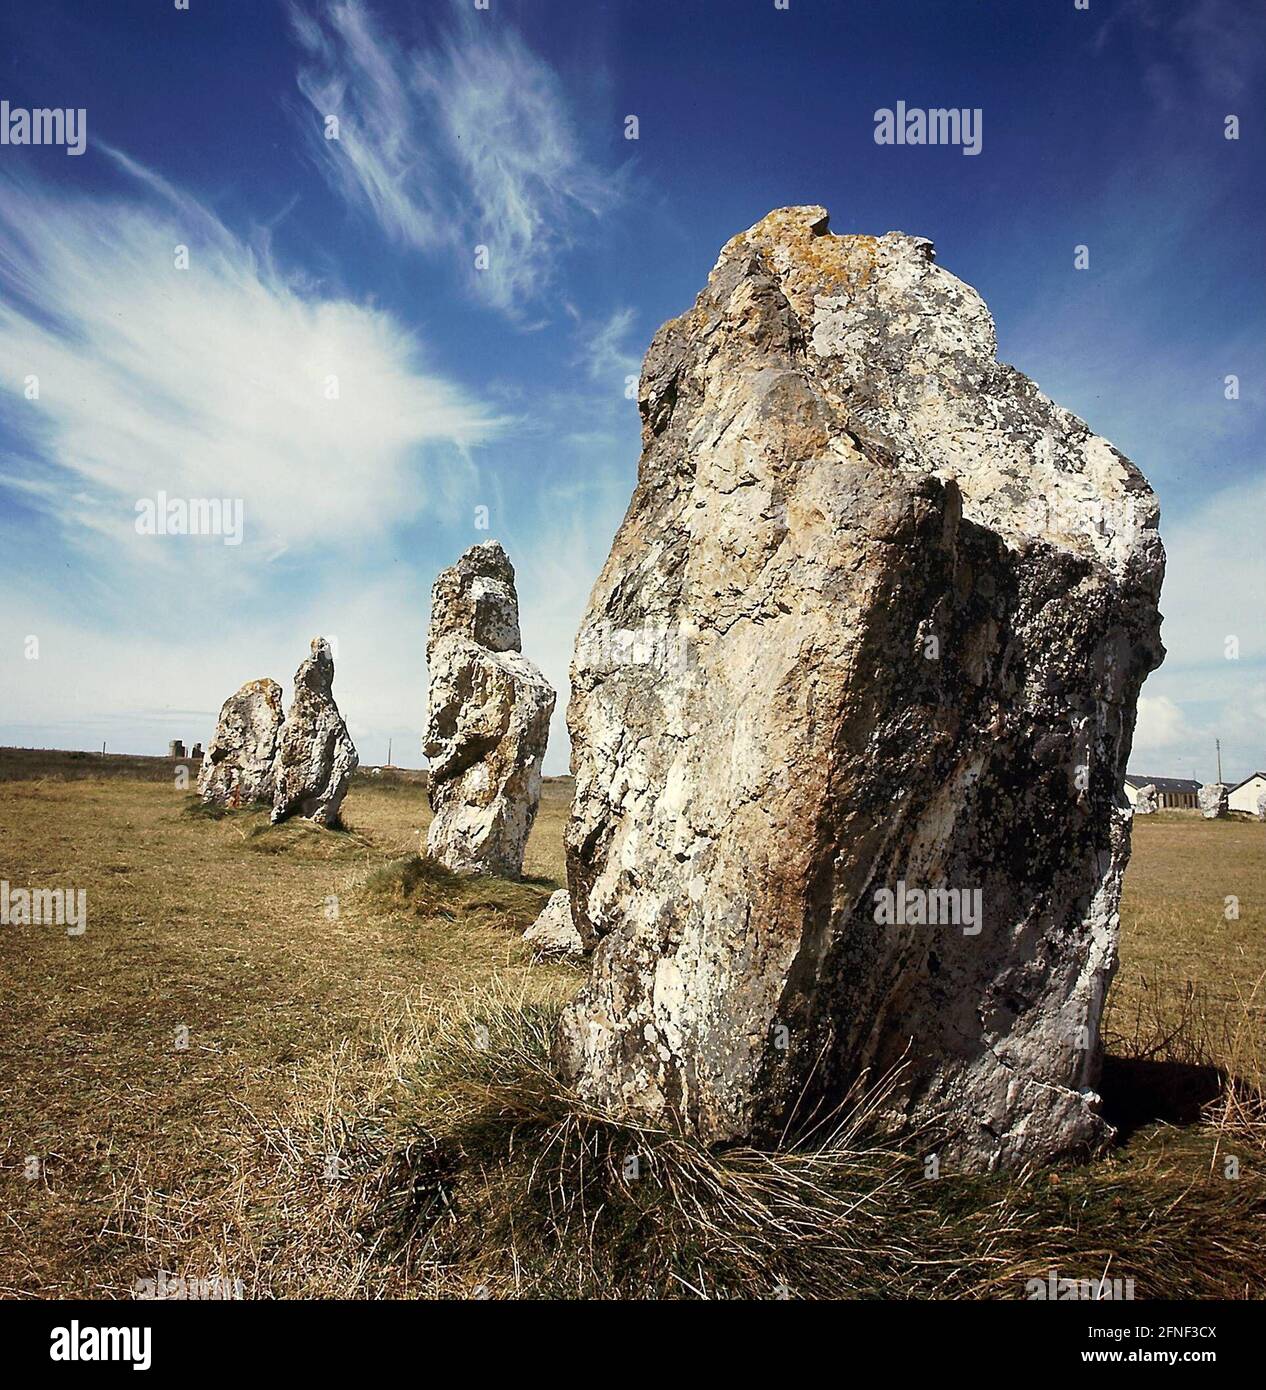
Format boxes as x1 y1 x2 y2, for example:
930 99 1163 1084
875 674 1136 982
1123 774 1200 810
1227 772 1266 815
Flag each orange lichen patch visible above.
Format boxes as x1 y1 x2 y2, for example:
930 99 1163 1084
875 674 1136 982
721 206 878 322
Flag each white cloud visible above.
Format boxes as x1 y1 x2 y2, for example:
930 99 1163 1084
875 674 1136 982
0 150 497 569
574 306 641 386
289 0 618 314
1133 694 1198 754
0 574 430 771
0 148 510 768
1128 471 1266 782
1156 473 1266 674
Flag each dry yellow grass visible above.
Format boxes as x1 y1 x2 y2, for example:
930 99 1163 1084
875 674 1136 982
1114 813 1265 1033
1 752 1262 1298
0 754 571 1296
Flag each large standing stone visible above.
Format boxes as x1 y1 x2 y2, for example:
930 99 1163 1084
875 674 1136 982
424 541 554 878
1198 783 1229 819
1132 784 1157 816
554 206 1165 1171
197 679 284 806
1256 791 1266 822
271 638 358 826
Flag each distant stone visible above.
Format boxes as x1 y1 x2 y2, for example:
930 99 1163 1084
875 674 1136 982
271 639 358 826
1256 791 1266 822
1132 784 1157 816
190 743 204 760
425 541 555 878
1198 783 1229 819
524 889 586 960
197 679 284 806
168 740 187 759
554 205 1165 1172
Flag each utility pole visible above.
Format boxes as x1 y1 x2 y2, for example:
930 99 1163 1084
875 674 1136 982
387 737 392 767
1216 739 1222 785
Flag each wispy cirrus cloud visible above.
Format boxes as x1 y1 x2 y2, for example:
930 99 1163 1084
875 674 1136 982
0 145 507 767
571 305 641 387
0 146 497 568
288 0 618 315
1094 0 1265 110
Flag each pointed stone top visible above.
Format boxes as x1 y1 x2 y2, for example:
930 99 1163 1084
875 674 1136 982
295 636 335 695
429 541 521 656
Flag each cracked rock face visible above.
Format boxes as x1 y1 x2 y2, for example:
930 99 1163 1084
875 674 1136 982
425 542 555 878
197 678 284 806
1198 783 1228 819
270 638 358 826
554 206 1165 1171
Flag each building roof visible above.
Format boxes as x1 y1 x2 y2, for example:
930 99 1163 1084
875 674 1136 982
1124 775 1201 793
1228 771 1266 792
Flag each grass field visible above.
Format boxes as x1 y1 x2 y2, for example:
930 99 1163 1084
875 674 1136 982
1 750 1263 1299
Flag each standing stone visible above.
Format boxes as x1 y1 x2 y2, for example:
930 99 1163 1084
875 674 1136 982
168 740 187 760
271 639 358 826
424 541 555 878
1198 783 1229 819
555 206 1165 1171
197 679 284 806
524 889 586 961
1256 791 1266 822
1132 784 1157 816
190 743 203 760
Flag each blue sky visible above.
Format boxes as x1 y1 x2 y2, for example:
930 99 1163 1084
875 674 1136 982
0 0 1262 780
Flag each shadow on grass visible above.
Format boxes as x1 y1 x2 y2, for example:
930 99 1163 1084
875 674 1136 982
182 796 374 859
181 797 271 821
1101 1055 1227 1140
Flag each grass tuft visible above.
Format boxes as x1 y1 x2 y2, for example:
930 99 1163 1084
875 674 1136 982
349 984 1266 1299
360 855 553 930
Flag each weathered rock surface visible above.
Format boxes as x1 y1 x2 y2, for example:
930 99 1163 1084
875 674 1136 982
1198 783 1228 819
424 542 555 878
1132 784 1157 816
555 206 1165 1171
524 889 586 961
271 638 358 826
1257 791 1266 822
197 679 284 806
